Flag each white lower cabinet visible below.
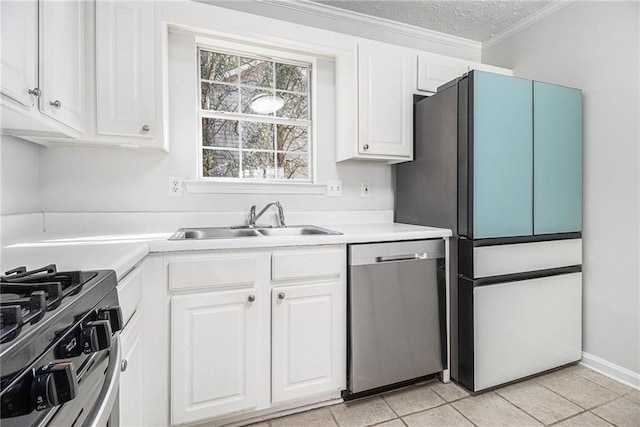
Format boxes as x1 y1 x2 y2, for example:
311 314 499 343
171 289 259 424
168 245 346 426
119 311 145 427
272 281 344 403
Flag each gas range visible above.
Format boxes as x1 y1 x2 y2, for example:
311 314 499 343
0 264 122 426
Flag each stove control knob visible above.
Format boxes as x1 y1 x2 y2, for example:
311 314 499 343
81 320 112 354
97 306 123 333
31 362 78 411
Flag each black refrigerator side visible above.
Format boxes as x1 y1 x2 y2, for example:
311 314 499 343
395 82 462 379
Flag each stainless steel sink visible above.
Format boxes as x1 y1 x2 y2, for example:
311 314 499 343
257 225 341 236
169 225 341 240
169 227 261 240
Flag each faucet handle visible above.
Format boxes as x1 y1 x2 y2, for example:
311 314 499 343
275 201 286 228
249 205 257 225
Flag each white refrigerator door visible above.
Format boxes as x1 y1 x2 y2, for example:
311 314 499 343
474 272 582 391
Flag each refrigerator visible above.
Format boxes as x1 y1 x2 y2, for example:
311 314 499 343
396 70 583 392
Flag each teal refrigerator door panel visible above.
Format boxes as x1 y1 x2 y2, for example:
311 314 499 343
534 82 583 234
472 71 533 238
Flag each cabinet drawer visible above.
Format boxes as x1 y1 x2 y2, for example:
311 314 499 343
169 255 257 291
473 272 582 390
272 248 344 282
118 265 143 326
473 239 582 278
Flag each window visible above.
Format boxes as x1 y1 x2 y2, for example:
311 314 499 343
198 47 312 181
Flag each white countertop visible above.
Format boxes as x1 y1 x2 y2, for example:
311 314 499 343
1 235 151 280
1 218 451 280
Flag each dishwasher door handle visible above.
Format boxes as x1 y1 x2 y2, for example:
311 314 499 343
375 253 429 263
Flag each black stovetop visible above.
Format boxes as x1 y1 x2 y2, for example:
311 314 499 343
0 265 117 390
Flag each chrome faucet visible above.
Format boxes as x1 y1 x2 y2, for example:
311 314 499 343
249 201 286 228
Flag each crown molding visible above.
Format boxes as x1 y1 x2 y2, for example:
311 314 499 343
255 0 481 51
482 1 575 50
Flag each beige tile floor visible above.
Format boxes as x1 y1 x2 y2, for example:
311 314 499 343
249 365 640 427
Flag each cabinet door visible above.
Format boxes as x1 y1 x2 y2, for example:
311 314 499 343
272 281 345 403
95 1 155 138
417 53 467 93
472 71 533 238
120 311 144 427
0 0 38 107
473 273 582 391
358 41 413 158
534 82 582 234
171 290 259 425
39 0 84 131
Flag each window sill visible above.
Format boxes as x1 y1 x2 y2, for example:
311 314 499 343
184 180 326 195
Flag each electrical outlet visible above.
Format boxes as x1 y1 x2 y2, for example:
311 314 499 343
361 181 371 198
168 176 183 197
326 180 343 197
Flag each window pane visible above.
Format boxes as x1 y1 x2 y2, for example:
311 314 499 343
276 125 308 152
240 58 273 88
203 149 239 178
276 63 308 93
200 51 238 83
242 122 274 150
202 118 239 148
277 152 309 180
242 151 274 178
276 92 308 119
201 82 239 112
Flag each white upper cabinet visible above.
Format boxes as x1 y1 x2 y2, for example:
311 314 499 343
0 0 38 108
96 0 156 139
417 53 468 93
356 39 414 162
39 0 85 132
0 0 166 149
417 52 512 93
0 0 84 136
336 38 511 164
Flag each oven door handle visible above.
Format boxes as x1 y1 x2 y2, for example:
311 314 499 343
82 332 121 427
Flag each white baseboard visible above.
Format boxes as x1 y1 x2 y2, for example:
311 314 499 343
581 352 640 391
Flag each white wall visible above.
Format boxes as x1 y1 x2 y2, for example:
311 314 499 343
0 135 41 215
483 1 640 377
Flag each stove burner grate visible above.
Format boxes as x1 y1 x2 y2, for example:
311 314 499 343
0 265 94 344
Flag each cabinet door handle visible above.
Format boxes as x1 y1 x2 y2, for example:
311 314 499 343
120 359 128 372
278 292 286 300
363 144 369 151
247 294 256 302
142 124 150 132
50 100 62 109
28 87 41 97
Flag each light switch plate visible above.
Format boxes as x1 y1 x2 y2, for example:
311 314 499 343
326 180 343 197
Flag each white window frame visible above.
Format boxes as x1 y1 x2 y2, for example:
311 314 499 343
195 37 318 184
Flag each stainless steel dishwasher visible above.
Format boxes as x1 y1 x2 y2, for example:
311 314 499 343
346 239 446 398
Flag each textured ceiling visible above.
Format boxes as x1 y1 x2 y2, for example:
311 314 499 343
310 0 552 41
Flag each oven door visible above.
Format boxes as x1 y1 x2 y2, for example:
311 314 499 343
40 333 121 427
